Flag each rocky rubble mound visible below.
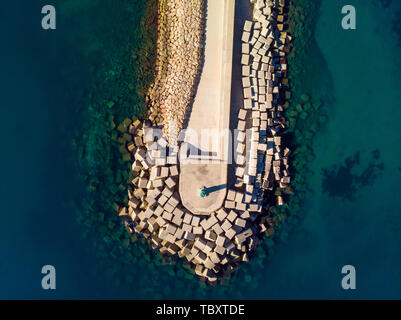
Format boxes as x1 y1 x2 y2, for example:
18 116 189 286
147 0 205 144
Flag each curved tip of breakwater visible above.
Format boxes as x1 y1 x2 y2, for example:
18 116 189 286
119 0 292 283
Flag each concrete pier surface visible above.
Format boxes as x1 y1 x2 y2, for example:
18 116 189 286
179 0 235 215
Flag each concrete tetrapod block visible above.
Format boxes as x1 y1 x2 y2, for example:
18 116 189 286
242 31 251 43
216 208 228 221
242 43 250 54
244 20 253 32
242 77 251 88
242 65 250 77
236 112 247 126
237 120 246 131
244 99 252 109
241 54 250 65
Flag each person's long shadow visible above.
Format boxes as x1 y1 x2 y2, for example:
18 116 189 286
204 184 227 196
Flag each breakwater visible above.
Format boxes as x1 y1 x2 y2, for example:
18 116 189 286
119 0 292 283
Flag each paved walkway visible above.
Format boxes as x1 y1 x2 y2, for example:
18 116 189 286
179 0 235 215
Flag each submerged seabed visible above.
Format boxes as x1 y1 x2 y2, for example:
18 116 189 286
1 0 400 299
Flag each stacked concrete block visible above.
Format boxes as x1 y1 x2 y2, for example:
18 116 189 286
237 0 290 205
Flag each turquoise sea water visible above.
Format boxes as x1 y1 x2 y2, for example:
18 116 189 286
0 0 400 299
250 0 401 299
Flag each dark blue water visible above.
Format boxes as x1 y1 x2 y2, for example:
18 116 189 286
0 0 112 299
1 0 400 299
